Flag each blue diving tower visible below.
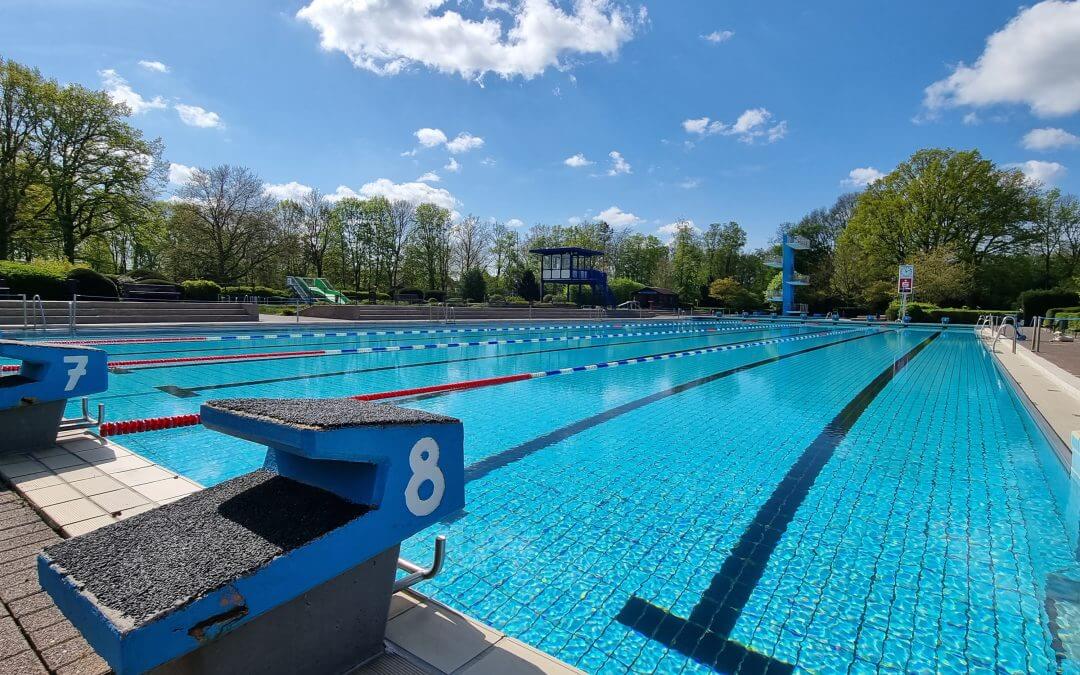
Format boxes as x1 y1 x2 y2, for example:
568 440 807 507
530 246 615 307
765 234 810 315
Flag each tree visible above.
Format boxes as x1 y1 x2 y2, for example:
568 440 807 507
297 189 332 277
708 277 757 310
515 268 541 301
459 267 486 302
37 81 164 262
909 244 974 306
702 222 746 279
669 221 704 305
490 221 520 281
612 232 667 283
411 202 452 291
836 148 1038 305
452 215 490 276
171 165 279 284
0 58 54 260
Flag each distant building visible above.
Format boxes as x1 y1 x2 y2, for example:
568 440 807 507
528 246 615 306
633 287 678 310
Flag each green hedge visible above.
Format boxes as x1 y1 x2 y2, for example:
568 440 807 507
180 279 221 301
1018 289 1078 321
221 285 289 299
69 268 118 299
1046 307 1080 329
0 260 78 300
886 300 1016 324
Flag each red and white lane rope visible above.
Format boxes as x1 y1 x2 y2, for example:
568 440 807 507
95 327 868 437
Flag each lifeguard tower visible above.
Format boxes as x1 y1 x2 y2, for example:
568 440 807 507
530 247 615 306
765 234 810 315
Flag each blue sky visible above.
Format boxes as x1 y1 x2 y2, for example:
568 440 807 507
3 0 1079 248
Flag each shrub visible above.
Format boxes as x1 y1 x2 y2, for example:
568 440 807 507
1017 289 1078 322
424 290 447 302
608 277 644 304
446 297 463 305
376 291 391 302
487 294 505 305
506 295 527 304
885 301 938 322
68 268 118 299
927 308 1015 325
542 294 554 303
127 268 168 281
0 260 78 300
221 285 289 299
1046 307 1080 328
515 270 541 302
132 278 175 287
180 279 221 301
459 268 486 302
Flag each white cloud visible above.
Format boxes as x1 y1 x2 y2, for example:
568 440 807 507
923 1 1080 117
963 112 981 126
175 103 223 128
167 162 197 185
1022 127 1080 151
657 220 699 241
446 132 485 154
358 178 459 210
325 185 360 202
444 157 461 172
841 167 885 187
296 0 639 81
480 157 496 166
678 178 701 189
682 108 787 144
596 205 641 226
99 69 166 114
417 171 441 183
701 30 734 44
1005 160 1067 185
264 181 315 201
415 128 448 147
138 60 169 73
606 150 631 176
564 153 592 167
567 216 583 225
506 218 525 228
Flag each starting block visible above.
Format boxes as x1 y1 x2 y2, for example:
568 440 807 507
0 340 107 451
38 397 464 675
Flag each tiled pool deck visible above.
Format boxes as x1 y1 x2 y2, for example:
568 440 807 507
0 431 582 674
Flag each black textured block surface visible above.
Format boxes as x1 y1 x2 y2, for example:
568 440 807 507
204 398 458 430
42 470 369 630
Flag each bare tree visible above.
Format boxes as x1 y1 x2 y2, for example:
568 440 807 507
452 215 491 276
298 189 332 277
382 200 415 290
172 165 278 283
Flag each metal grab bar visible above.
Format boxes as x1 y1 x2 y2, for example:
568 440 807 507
18 294 27 332
59 398 106 433
992 315 1018 353
393 535 446 592
31 295 46 331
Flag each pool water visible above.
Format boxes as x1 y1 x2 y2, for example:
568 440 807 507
30 320 1080 673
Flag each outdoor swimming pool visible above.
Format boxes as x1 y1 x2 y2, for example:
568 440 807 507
21 319 1080 673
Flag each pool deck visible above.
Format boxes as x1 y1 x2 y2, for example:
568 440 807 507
0 431 581 674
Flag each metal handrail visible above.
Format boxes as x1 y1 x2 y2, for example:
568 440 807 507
18 294 27 331
31 295 45 331
393 535 446 592
992 316 1018 353
58 398 105 433
68 296 77 336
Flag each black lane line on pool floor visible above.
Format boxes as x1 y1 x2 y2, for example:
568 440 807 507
151 327 807 398
615 330 942 674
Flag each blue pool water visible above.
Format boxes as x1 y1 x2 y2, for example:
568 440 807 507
28 320 1080 672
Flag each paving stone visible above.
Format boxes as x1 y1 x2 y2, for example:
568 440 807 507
23 484 82 508
0 617 30 660
17 606 66 633
134 477 199 502
61 516 115 538
0 649 47 675
35 455 85 472
38 500 107 528
0 542 56 568
0 523 51 544
54 652 110 675
0 553 37 579
27 618 81 651
7 473 63 492
0 529 59 556
67 475 123 498
10 593 53 618
90 489 148 515
0 568 41 603
41 636 95 671
0 462 47 480
111 465 174 487
0 509 41 533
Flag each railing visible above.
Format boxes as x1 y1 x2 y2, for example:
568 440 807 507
992 315 1018 354
764 256 783 268
68 296 77 336
31 295 46 331
788 272 810 285
393 535 446 592
17 294 27 331
60 397 105 433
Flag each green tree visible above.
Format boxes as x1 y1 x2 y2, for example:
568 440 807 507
612 232 667 283
411 202 452 291
39 81 164 262
708 276 757 310
669 222 704 305
515 268 541 301
0 58 54 259
459 267 486 302
702 222 746 279
909 244 974 306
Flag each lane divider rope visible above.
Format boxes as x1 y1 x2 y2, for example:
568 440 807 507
47 319 744 346
100 323 780 370
94 327 867 437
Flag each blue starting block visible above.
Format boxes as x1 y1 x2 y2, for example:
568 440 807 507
0 340 107 451
39 397 464 675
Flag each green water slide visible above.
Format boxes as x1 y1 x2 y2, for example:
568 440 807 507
309 277 349 304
